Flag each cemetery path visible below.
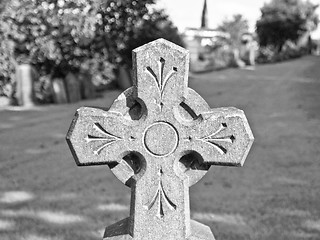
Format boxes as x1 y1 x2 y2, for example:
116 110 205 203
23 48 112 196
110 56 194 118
0 56 320 240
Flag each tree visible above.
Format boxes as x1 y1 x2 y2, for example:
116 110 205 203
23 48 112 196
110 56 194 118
0 0 104 77
256 0 319 52
0 0 8 12
217 14 249 48
122 8 184 64
95 0 184 66
0 0 183 79
0 0 118 100
0 0 183 97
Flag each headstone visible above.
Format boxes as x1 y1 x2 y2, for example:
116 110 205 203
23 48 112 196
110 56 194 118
0 96 10 108
315 40 320 56
15 64 37 107
66 39 254 240
235 33 257 68
65 72 81 103
78 72 96 99
52 78 68 104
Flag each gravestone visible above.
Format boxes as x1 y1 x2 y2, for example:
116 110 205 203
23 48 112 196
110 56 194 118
66 39 254 240
234 33 257 68
78 72 96 99
65 72 81 103
52 78 68 104
0 96 10 107
16 64 37 107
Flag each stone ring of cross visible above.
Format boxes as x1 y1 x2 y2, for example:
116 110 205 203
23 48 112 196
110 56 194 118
67 39 254 240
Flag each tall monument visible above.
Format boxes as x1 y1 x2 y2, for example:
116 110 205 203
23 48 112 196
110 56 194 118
201 0 208 28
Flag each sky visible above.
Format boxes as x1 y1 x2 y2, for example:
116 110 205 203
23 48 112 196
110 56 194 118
156 0 320 39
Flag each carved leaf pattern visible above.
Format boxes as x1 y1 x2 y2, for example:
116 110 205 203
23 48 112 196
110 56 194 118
144 169 176 218
145 57 177 110
85 123 122 155
197 123 235 155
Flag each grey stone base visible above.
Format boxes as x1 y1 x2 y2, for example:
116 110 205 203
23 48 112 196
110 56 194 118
103 218 215 240
103 218 132 240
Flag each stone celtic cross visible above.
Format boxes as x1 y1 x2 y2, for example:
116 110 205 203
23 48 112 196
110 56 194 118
66 39 254 240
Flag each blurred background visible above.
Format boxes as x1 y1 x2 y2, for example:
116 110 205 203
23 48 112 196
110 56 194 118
0 0 320 239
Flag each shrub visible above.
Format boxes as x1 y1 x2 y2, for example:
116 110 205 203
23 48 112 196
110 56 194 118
256 0 319 52
0 0 115 91
256 41 309 64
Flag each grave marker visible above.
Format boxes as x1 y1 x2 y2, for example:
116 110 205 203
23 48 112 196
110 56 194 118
66 39 254 240
16 64 37 107
78 72 96 99
65 72 81 103
52 78 68 104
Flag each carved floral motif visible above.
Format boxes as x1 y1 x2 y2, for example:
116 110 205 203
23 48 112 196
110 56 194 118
85 122 122 155
197 123 235 155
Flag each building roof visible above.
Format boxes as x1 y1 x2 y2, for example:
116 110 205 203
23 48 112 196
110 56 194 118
183 28 230 39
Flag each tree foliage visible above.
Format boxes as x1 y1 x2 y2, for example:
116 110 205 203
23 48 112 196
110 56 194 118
1 0 102 77
0 0 183 85
256 0 319 51
217 14 249 48
0 0 6 13
121 8 185 65
95 0 184 66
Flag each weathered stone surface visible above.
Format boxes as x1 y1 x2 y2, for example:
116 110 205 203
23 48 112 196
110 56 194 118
16 64 37 107
66 39 254 240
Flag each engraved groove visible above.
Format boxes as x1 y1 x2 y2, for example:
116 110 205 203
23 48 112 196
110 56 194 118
86 123 122 155
161 68 177 99
160 182 176 211
159 57 165 89
93 140 117 155
144 169 176 218
146 67 159 89
205 141 227 155
93 123 122 140
179 102 200 120
197 123 235 155
145 58 177 110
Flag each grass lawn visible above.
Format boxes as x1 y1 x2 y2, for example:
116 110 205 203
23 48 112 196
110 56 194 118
1 56 320 240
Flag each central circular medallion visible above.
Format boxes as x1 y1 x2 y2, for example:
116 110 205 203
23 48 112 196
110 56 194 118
143 122 179 156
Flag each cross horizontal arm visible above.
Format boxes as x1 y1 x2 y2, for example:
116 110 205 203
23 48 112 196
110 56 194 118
187 107 254 166
66 107 134 166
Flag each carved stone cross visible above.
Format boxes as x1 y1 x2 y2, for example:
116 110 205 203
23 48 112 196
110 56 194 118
66 39 254 240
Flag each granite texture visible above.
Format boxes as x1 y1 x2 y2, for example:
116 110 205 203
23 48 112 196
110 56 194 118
66 39 254 240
